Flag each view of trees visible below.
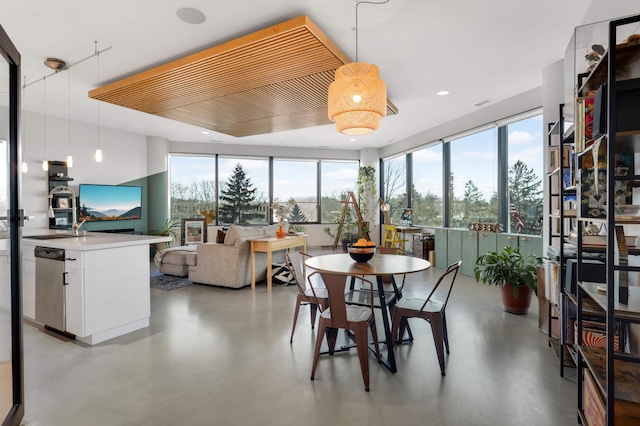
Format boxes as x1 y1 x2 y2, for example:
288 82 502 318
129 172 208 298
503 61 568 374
218 163 264 224
171 179 216 220
170 114 543 235
383 159 542 234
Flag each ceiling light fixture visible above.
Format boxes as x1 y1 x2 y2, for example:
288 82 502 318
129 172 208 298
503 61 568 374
437 90 450 96
328 0 389 135
44 58 68 72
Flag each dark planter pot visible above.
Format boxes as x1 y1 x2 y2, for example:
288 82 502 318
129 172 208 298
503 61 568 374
500 284 533 314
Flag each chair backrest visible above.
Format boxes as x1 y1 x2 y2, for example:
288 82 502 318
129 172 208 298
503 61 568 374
419 261 461 312
308 272 375 328
285 251 312 295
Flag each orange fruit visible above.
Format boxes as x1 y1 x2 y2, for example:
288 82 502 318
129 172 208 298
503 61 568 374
356 238 367 246
366 241 375 246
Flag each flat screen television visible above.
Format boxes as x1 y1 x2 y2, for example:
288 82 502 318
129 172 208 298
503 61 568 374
78 184 142 222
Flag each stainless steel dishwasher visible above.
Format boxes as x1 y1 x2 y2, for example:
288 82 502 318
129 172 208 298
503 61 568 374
35 246 66 331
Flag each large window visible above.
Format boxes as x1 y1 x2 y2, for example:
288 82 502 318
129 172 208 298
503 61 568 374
412 144 443 226
273 159 318 222
320 160 359 223
218 157 269 224
449 127 498 228
507 115 544 234
382 155 406 223
170 155 354 226
170 155 216 220
381 111 543 235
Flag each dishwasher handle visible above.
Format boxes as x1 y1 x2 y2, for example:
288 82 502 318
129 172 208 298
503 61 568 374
34 246 65 261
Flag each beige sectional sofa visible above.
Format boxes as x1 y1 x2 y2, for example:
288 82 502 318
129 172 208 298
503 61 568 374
187 223 287 289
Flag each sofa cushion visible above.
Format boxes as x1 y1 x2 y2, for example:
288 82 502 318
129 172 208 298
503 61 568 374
224 225 265 246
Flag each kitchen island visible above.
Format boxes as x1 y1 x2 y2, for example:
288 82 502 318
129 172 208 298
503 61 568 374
22 230 171 345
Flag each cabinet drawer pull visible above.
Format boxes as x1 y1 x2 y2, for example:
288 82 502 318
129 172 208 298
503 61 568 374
507 236 516 240
480 233 488 237
448 230 454 234
521 237 531 241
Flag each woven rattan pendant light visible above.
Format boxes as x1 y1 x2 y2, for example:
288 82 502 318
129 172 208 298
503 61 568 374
328 0 389 135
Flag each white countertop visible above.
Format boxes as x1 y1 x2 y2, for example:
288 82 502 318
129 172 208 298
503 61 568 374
21 229 172 251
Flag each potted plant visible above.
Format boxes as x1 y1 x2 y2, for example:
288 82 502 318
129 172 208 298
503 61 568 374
357 165 377 230
473 246 542 314
324 207 359 252
151 217 180 250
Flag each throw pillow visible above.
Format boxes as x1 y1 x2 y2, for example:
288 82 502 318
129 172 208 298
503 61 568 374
216 229 226 244
272 262 293 285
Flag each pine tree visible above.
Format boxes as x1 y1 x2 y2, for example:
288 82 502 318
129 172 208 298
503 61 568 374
509 160 543 234
288 204 307 222
218 163 261 224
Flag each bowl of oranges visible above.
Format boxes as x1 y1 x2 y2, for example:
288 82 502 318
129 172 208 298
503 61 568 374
347 239 377 263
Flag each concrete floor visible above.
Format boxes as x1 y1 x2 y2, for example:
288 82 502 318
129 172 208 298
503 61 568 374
21 252 578 426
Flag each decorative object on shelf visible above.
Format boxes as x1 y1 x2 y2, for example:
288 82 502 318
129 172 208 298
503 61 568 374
271 198 295 238
327 1 389 135
584 44 605 72
474 246 542 314
198 209 216 224
181 218 206 245
467 222 503 233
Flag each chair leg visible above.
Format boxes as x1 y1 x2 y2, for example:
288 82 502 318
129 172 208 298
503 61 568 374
370 320 381 363
326 327 338 355
390 307 403 344
354 328 371 391
309 303 318 330
429 317 446 376
311 320 326 381
442 312 450 354
290 297 303 343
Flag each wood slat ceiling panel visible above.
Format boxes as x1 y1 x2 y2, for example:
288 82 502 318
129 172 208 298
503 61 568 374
89 15 396 137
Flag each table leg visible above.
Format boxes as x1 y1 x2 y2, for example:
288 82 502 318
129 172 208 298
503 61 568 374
266 249 273 292
251 242 256 290
376 275 397 373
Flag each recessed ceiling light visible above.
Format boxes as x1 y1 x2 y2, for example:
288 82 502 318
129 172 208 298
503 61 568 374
201 131 209 135
436 90 450 96
349 138 356 142
177 8 206 24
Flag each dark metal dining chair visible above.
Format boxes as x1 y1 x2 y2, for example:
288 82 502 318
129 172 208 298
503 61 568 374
285 251 328 343
390 261 461 376
308 271 381 391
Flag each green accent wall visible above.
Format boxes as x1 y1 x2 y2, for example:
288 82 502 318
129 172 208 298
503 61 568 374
80 171 168 235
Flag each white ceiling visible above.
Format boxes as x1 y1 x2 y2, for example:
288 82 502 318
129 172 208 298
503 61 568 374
0 0 604 151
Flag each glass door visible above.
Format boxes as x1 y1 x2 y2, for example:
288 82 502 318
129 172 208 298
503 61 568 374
0 24 24 426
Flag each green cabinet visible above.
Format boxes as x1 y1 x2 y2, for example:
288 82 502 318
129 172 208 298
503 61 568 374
447 229 462 265
497 233 518 251
461 231 479 277
478 232 497 255
518 235 543 258
434 228 448 268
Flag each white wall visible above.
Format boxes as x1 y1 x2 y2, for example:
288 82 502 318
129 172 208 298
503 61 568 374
21 110 147 231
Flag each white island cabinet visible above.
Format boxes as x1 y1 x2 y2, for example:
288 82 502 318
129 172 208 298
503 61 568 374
22 231 171 345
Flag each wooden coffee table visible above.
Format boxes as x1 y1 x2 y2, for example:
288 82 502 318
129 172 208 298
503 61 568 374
250 234 307 292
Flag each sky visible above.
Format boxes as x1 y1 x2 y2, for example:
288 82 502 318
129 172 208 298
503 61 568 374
169 114 544 203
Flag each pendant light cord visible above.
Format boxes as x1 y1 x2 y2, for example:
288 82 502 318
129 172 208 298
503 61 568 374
97 41 101 151
355 0 390 62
